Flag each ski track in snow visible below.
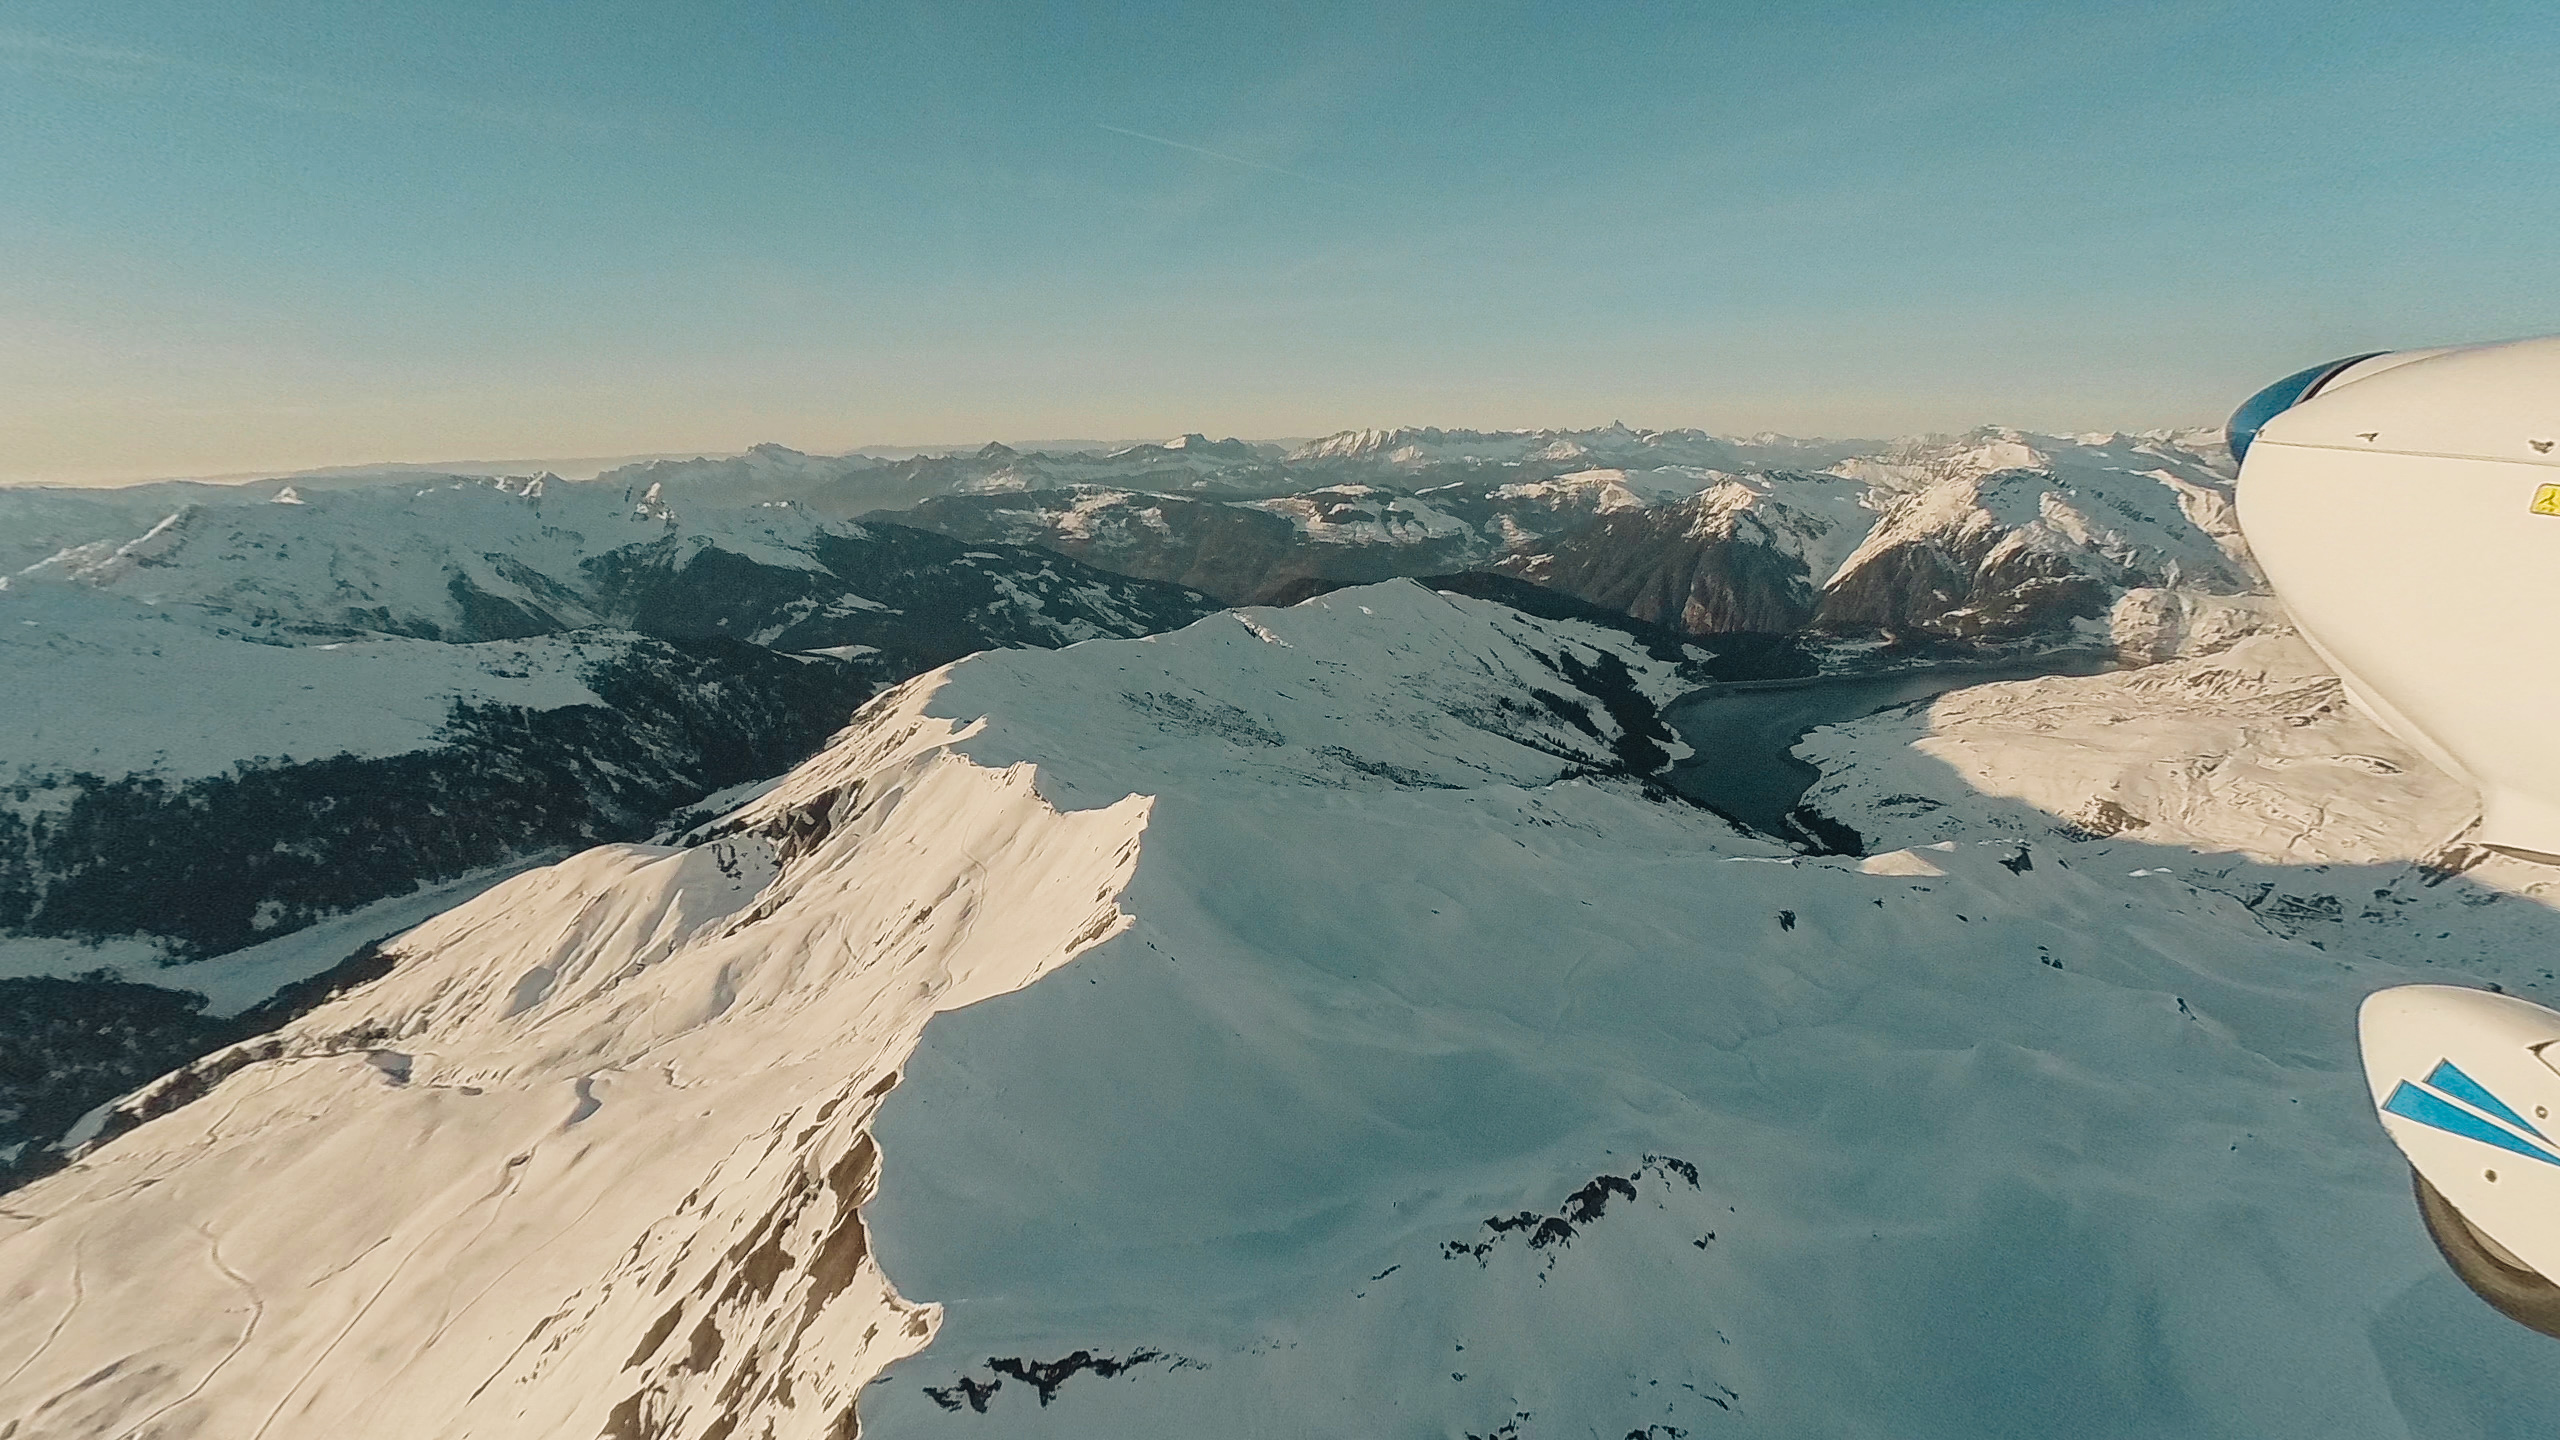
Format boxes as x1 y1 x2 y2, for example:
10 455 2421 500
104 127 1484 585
0 581 2554 1437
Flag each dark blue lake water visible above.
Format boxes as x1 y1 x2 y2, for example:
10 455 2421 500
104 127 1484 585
1659 654 2118 846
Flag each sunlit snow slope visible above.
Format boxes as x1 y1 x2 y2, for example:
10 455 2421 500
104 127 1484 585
3 582 2555 1438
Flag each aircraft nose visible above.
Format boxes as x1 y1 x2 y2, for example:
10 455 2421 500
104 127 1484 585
2225 352 2385 466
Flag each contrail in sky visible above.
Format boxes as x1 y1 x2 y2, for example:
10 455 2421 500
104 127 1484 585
0 28 627 138
1095 123 1347 188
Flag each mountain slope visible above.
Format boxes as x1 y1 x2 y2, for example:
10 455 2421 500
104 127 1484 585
0 581 1697 1437
1497 469 1878 634
3 582 2554 1437
0 480 1221 1178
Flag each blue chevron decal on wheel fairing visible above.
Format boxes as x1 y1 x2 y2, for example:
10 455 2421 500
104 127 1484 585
2424 1059 2549 1139
2385 1080 2560 1166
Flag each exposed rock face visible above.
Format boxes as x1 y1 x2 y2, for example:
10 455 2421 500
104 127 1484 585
1816 471 2140 638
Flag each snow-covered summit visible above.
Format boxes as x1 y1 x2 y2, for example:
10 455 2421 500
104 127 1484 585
1111 433 1263 464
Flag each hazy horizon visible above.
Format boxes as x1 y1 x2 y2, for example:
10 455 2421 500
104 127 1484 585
4 415 2248 491
8 1 2555 484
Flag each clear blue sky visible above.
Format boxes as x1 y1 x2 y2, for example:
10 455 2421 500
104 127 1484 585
6 0 2556 482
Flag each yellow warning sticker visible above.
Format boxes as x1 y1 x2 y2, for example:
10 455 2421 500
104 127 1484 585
2535 484 2560 517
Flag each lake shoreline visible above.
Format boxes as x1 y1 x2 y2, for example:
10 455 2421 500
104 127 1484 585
1658 649 2125 848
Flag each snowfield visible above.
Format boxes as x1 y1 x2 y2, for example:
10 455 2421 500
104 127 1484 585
1800 631 2553 881
2 582 2555 1437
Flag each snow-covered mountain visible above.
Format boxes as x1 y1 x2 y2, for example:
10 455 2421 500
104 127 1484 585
0 475 1214 948
892 425 2259 652
115 423 2243 658
0 421 2269 1190
0 477 1222 1171
5 580 2554 1436
6 476 1208 659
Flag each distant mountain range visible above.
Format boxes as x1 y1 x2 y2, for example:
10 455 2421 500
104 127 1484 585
643 423 2258 659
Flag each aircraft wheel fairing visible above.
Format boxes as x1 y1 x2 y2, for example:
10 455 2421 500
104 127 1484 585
2413 1167 2560 1340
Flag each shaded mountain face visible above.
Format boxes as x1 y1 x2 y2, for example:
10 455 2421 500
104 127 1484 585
898 487 1484 605
4 636 872 959
5 582 2552 1438
1495 471 1877 635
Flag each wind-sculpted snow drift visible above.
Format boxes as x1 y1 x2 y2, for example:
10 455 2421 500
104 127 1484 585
4 583 2557 1437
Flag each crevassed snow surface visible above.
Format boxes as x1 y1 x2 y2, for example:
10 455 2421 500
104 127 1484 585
2 582 2554 1438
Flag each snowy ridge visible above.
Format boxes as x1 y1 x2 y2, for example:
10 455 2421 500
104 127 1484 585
7 582 2560 1435
0 470 1220 1184
0 674 1155 1440
0 583 1695 1437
